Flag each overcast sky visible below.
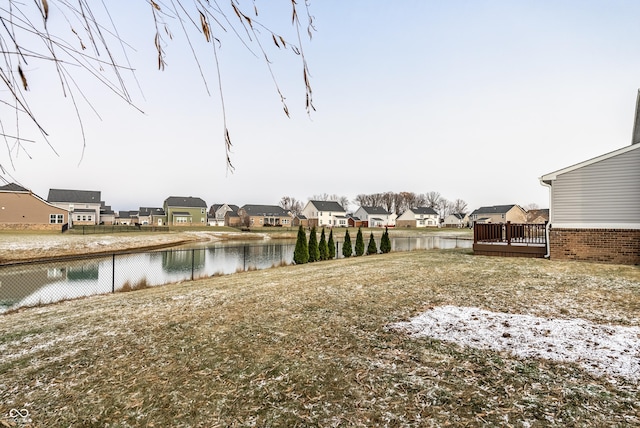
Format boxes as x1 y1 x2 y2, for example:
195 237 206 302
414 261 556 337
4 1 640 212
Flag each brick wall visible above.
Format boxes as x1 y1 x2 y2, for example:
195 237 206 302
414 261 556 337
0 223 63 232
549 228 640 265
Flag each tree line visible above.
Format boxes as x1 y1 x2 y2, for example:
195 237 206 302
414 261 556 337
293 226 392 264
280 191 468 218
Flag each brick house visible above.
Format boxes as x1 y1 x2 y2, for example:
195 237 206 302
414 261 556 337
540 142 640 265
0 183 68 231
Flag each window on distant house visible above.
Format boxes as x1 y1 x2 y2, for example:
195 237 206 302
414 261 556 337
49 214 64 224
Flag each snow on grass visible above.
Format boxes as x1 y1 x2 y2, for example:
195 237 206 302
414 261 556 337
392 305 640 383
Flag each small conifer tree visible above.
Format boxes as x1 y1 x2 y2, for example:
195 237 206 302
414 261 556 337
367 232 378 255
293 225 309 264
328 229 336 259
342 229 352 258
380 226 392 253
318 228 329 260
355 227 365 256
308 226 320 262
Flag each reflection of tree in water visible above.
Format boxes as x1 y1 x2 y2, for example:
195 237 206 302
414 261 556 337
208 243 294 271
67 264 99 281
162 249 206 273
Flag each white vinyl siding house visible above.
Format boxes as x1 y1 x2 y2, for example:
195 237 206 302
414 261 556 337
540 143 640 229
396 207 439 228
302 200 348 228
353 206 395 227
47 188 103 226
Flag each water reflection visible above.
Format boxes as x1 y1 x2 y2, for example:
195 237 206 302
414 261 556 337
0 235 470 313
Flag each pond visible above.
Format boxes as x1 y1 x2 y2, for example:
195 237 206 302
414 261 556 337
0 235 471 313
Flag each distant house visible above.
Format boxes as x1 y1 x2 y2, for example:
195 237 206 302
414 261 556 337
540 142 640 265
526 209 549 224
208 203 239 226
301 200 348 228
100 203 116 225
163 196 207 226
238 204 291 228
225 210 243 228
443 213 469 228
469 205 527 225
116 210 138 225
347 214 364 228
0 183 68 231
291 213 309 228
396 207 439 228
48 188 102 226
138 207 166 226
353 206 395 227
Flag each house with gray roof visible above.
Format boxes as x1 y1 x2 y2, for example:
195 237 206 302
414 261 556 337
208 203 240 226
116 210 138 226
138 207 166 226
238 204 291 228
469 204 526 225
396 207 439 228
47 188 102 226
353 206 395 227
100 202 116 225
163 196 207 226
301 200 348 228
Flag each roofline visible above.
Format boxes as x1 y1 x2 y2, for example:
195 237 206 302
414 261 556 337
539 143 640 184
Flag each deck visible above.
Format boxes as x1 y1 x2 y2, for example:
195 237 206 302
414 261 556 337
473 222 547 258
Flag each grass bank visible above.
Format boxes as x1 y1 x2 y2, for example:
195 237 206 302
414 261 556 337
1 249 638 426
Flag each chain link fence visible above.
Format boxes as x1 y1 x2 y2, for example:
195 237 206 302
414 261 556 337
0 235 472 314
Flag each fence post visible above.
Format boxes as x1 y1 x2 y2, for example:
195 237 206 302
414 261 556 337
243 245 247 271
506 221 511 245
112 254 115 293
191 249 195 280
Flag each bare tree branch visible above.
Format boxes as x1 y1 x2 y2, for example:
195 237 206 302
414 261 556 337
0 1 314 174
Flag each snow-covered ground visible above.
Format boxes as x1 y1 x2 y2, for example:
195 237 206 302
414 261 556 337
0 231 251 262
392 306 640 383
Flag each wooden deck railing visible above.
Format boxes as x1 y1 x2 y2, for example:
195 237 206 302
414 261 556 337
473 222 547 246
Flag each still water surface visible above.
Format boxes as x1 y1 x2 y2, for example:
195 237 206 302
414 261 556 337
0 235 471 313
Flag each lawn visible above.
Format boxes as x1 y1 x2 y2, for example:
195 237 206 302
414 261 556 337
1 249 639 427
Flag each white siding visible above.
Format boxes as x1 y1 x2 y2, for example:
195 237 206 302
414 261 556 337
550 147 640 226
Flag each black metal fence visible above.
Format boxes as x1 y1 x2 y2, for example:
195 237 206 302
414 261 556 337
0 235 472 314
73 225 171 234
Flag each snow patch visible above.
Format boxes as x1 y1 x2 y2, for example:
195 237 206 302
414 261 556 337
392 306 640 383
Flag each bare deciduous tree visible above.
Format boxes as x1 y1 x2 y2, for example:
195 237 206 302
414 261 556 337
451 198 468 214
310 193 349 210
279 196 302 215
424 191 442 210
1 1 314 174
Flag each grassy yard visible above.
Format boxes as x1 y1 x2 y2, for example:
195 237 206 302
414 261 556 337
1 249 639 427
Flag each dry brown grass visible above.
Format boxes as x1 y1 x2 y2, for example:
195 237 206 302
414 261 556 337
1 249 639 427
118 278 151 293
